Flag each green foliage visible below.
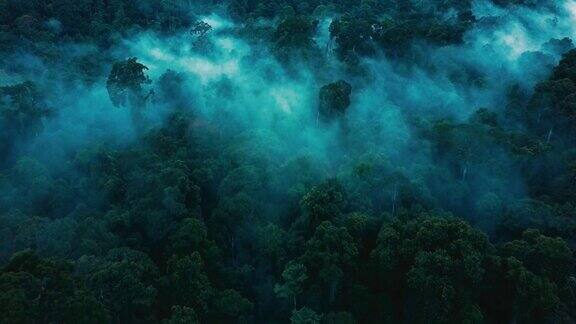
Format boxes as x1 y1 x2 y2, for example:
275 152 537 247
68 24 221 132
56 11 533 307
291 307 322 324
163 306 199 324
106 57 151 108
0 1 575 323
301 179 347 228
0 250 109 324
0 82 51 166
500 230 574 286
275 261 308 308
318 81 352 122
78 248 158 322
273 16 319 60
372 217 490 322
190 21 212 37
162 253 213 314
212 289 253 320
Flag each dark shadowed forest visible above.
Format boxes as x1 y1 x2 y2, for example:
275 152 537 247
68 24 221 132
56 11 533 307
1 0 576 323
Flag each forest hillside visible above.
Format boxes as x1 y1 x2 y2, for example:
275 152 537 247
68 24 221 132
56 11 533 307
1 0 576 323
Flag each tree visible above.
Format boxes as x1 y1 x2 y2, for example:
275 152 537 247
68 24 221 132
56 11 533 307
528 49 576 138
255 223 287 269
161 252 214 314
318 81 352 122
168 217 209 256
407 250 480 323
302 221 358 304
542 37 574 56
492 257 561 322
291 307 322 324
371 216 490 322
106 57 151 108
325 312 357 324
0 81 50 166
329 17 378 62
0 250 109 323
273 16 319 60
78 248 158 322
190 21 212 37
0 271 40 323
211 289 253 321
301 179 347 229
275 261 308 308
500 230 574 287
189 21 213 53
163 306 199 324
0 81 49 136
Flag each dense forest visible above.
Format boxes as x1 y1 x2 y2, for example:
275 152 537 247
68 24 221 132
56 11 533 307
1 0 576 323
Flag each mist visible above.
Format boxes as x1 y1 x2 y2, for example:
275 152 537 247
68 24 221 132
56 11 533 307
1 0 576 323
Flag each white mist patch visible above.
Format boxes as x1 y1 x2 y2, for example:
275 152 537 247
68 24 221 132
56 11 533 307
182 57 240 83
121 16 308 119
150 47 175 61
116 15 339 165
496 23 532 59
215 37 237 51
315 17 334 51
270 86 303 114
123 24 251 84
112 5 576 173
565 0 576 35
472 0 505 18
44 85 137 141
29 83 137 170
199 14 234 31
471 0 576 61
